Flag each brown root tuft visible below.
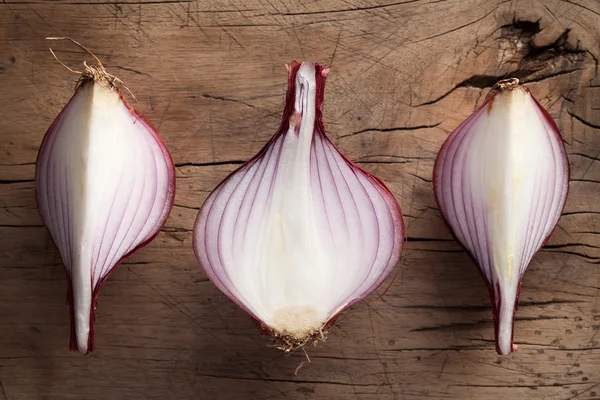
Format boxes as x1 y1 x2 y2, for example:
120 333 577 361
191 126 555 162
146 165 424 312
271 328 328 353
46 37 135 100
485 78 521 102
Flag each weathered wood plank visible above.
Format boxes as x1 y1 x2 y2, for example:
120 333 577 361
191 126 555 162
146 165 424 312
1 0 599 399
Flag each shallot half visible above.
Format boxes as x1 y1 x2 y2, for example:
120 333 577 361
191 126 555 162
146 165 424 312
433 79 569 355
35 39 175 354
193 61 405 350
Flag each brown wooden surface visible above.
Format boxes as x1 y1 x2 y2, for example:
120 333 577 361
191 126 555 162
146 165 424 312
1 0 599 399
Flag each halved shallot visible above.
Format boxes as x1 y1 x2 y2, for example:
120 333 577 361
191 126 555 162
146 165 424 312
433 79 569 354
35 39 175 354
192 61 405 350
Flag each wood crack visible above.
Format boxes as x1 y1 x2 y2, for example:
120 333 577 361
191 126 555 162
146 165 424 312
111 65 151 76
0 377 7 400
175 161 245 168
273 0 422 17
545 243 600 250
406 237 455 242
0 162 34 166
562 210 600 217
542 249 600 263
401 299 583 311
194 94 258 110
174 203 200 210
0 224 44 228
412 316 568 332
339 122 441 138
385 346 489 352
415 23 586 107
565 178 599 185
0 179 34 184
569 111 600 130
415 69 581 107
571 152 600 162
192 373 375 387
355 160 409 164
161 227 192 233
450 382 593 388
405 172 432 183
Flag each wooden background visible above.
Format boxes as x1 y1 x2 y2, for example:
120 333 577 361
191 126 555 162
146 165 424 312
1 0 599 399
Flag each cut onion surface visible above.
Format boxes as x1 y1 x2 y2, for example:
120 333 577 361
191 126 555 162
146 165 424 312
433 79 569 355
35 39 175 354
193 61 405 351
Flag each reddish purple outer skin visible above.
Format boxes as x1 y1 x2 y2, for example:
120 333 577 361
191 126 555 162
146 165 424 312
193 61 406 337
34 81 176 354
431 87 570 355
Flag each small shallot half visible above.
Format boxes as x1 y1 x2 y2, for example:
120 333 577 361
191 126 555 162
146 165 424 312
433 79 569 355
193 61 405 350
35 39 175 354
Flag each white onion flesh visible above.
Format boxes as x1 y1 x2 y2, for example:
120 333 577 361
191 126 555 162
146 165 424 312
193 62 405 348
36 78 175 354
433 82 569 355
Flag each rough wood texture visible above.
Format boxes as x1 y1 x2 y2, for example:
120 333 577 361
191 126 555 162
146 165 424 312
1 0 599 399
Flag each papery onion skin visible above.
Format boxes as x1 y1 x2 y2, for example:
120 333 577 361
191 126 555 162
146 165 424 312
433 80 569 355
193 61 405 350
35 67 175 355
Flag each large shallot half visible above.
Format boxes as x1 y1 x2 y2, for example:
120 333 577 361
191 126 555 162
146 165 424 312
35 39 175 354
433 79 569 354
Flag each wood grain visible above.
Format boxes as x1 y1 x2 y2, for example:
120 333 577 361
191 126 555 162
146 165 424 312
0 0 599 399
